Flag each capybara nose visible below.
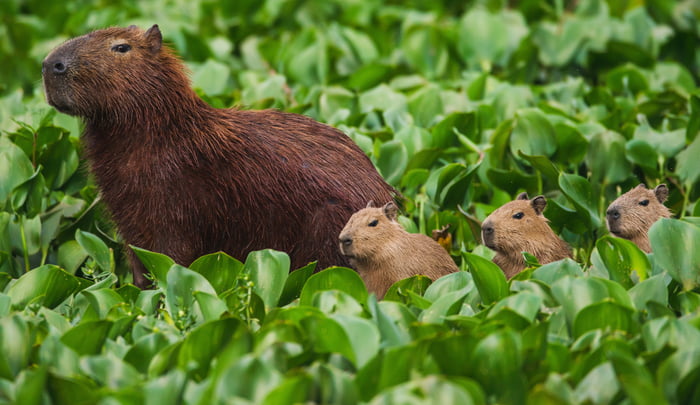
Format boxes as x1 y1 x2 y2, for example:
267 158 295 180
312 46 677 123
482 225 494 235
607 208 620 220
43 58 68 75
339 236 353 247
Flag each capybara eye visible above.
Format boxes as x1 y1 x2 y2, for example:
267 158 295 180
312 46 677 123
512 212 524 219
111 44 132 53
639 200 649 206
368 219 379 227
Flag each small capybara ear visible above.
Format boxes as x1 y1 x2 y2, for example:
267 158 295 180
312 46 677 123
531 195 547 215
366 200 376 208
144 24 162 54
383 202 398 221
516 192 529 201
655 184 669 203
128 25 138 30
635 183 647 190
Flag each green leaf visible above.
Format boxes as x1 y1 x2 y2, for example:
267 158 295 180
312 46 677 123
300 315 355 364
510 108 557 157
649 219 700 290
463 253 508 305
457 7 527 69
131 246 175 288
595 235 651 288
61 320 112 356
75 229 112 272
191 59 231 95
178 318 244 381
0 315 34 379
189 251 243 294
245 249 289 308
332 314 380 368
165 264 217 323
573 362 620 405
299 267 368 307
7 264 82 309
384 275 432 303
376 140 408 185
278 262 316 306
558 172 601 229
573 301 637 338
0 138 34 203
676 135 700 187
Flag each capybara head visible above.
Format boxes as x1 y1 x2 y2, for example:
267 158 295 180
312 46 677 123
606 184 671 252
338 201 401 268
43 25 176 118
482 192 571 278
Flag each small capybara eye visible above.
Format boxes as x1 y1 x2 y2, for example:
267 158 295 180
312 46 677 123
512 212 524 219
111 44 132 53
639 200 649 206
368 219 379 227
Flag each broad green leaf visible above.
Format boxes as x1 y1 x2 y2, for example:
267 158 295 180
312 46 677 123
81 289 124 319
278 262 315 306
573 301 637 338
532 259 584 285
595 236 651 288
0 315 34 379
658 350 700 404
190 251 243 294
300 315 355 364
574 362 620 405
261 374 314 405
587 131 631 186
124 333 176 374
489 292 542 324
214 355 282 403
245 249 290 308
558 172 601 229
676 135 700 187
368 375 478 405
463 253 508 305
457 7 527 69
61 320 112 356
193 291 227 321
299 267 368 307
312 290 364 316
7 264 82 309
191 59 231 95
131 246 175 288
376 140 408 186
75 229 112 272
628 273 669 311
332 314 380 368
178 318 244 381
14 366 48 405
144 370 187 405
0 138 34 203
510 108 557 158
165 264 217 324
649 219 700 290
471 329 526 402
384 275 432 303
80 355 141 389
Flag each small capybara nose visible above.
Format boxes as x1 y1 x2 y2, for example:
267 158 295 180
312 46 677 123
482 225 494 235
43 58 68 75
339 236 353 247
607 208 620 220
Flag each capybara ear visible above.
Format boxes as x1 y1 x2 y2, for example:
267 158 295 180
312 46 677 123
128 25 138 30
654 184 669 203
635 183 647 190
366 200 376 208
516 192 529 201
531 195 547 215
383 202 398 221
144 24 162 54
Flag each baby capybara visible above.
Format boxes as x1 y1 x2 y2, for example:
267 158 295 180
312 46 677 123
338 201 459 299
606 184 671 253
42 25 395 287
481 193 571 278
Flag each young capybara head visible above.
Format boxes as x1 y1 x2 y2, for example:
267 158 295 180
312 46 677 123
606 184 671 253
338 201 403 268
43 25 173 118
339 201 458 298
481 192 571 278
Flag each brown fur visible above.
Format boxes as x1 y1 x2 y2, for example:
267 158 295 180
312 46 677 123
42 25 395 287
481 193 571 278
606 184 671 253
338 202 459 299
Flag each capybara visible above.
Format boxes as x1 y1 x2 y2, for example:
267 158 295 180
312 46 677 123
606 184 671 253
338 201 459 299
42 25 395 287
481 193 571 278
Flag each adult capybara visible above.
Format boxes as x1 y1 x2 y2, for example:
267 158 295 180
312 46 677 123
481 193 571 278
606 184 671 253
42 25 395 287
338 202 459 299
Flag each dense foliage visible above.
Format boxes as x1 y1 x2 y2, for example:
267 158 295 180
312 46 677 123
1 0 700 403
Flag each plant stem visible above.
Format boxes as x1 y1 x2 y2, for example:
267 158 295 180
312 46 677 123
19 216 30 274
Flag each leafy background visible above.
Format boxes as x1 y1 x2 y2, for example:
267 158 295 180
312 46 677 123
1 0 700 403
